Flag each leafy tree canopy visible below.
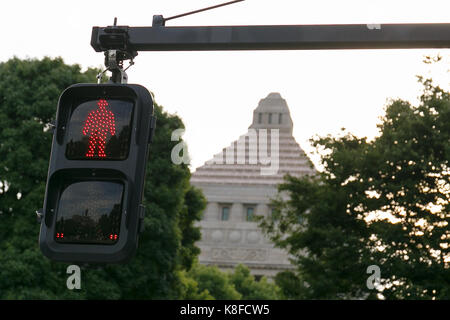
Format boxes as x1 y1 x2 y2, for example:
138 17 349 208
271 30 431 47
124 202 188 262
185 263 282 300
260 57 449 300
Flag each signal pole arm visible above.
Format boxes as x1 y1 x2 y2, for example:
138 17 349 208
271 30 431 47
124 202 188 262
91 21 450 54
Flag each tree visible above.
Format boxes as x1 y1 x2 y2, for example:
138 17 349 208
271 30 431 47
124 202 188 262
364 75 449 299
184 263 282 300
261 168 374 299
260 60 449 299
273 271 304 299
0 57 100 299
0 57 205 299
177 269 214 300
228 264 282 300
187 264 242 300
178 186 206 271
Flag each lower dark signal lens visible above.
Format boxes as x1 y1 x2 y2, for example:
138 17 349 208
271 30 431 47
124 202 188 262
54 181 124 245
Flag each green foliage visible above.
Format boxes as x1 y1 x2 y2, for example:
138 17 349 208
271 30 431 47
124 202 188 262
187 264 242 300
179 187 206 271
0 57 205 299
261 172 373 299
184 263 282 300
260 64 450 300
274 271 304 299
229 264 281 300
363 76 450 299
177 270 214 300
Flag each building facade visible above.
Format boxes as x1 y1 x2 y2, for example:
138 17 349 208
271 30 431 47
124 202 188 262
190 92 315 277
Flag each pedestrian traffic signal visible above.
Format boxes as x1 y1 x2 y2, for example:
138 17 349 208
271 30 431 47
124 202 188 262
39 83 156 264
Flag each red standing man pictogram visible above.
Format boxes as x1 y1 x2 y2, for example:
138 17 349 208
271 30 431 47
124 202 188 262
82 99 116 158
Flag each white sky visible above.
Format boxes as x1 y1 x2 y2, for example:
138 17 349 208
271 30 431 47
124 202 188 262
1 0 449 171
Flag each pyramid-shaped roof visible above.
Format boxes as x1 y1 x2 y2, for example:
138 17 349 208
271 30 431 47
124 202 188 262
191 93 315 186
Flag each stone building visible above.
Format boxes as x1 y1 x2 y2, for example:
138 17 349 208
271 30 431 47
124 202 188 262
190 92 315 278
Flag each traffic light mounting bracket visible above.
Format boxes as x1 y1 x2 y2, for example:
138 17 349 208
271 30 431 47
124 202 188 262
103 49 133 84
96 18 138 84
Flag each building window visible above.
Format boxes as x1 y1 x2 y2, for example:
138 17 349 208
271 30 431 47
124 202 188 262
258 113 262 124
246 206 255 221
271 207 280 221
278 113 283 124
268 113 272 124
221 206 230 221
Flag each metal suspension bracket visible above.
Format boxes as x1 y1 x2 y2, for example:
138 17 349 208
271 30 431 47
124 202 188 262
104 49 134 83
92 1 248 81
96 18 137 84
